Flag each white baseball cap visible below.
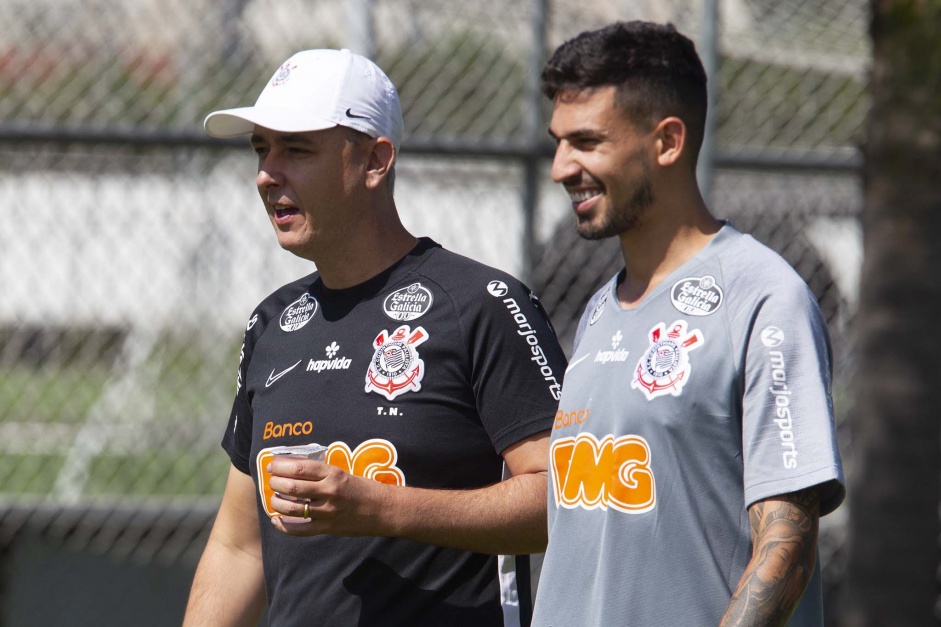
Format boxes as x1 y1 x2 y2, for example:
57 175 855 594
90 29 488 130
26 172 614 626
204 49 403 149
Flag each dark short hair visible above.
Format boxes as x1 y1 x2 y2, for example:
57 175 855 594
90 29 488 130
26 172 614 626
541 21 707 164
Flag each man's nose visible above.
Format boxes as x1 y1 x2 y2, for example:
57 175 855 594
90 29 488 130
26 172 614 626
551 143 579 184
256 160 283 189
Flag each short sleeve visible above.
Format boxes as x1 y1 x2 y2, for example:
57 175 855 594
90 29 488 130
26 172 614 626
460 275 568 454
221 311 265 475
741 280 845 516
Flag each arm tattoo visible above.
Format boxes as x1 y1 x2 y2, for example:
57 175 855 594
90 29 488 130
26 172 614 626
720 487 821 626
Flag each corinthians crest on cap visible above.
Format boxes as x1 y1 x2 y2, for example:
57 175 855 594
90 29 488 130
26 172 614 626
365 325 429 401
270 62 297 86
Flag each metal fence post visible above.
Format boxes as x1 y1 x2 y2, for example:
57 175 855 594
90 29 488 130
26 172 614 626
697 0 720 206
347 0 375 58
522 0 549 285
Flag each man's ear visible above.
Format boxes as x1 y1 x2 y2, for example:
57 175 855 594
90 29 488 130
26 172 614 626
655 117 686 167
365 137 396 190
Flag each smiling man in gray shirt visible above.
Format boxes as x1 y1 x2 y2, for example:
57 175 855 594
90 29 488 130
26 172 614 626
532 21 844 626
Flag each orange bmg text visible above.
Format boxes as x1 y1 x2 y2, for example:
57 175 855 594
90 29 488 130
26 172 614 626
550 433 656 514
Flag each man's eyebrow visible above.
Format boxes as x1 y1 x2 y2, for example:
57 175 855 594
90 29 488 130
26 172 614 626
249 133 315 145
547 127 604 141
277 133 315 144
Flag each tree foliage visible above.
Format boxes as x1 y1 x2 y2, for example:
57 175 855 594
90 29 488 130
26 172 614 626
843 1 941 624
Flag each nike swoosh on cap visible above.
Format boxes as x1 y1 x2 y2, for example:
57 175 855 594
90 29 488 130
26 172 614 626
266 360 303 388
345 108 370 119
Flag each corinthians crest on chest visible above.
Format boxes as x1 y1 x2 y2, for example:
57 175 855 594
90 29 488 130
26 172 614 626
365 324 429 401
631 320 704 400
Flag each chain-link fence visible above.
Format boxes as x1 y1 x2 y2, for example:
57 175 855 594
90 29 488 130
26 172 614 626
0 0 867 624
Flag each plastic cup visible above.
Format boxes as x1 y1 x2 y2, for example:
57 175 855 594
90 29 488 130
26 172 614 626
256 443 328 521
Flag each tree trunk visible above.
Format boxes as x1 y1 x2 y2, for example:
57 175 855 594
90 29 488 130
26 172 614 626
843 1 941 625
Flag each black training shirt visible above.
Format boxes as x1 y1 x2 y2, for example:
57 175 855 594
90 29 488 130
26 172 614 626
223 238 566 626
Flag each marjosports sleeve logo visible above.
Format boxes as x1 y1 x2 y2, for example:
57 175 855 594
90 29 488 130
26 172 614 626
488 279 562 401
550 433 655 514
364 325 428 400
257 439 405 519
632 320 703 400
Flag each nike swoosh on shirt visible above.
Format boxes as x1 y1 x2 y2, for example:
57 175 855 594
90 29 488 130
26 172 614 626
565 353 590 373
266 360 302 388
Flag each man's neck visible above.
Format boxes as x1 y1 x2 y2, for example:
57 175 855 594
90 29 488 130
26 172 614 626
316 231 418 290
300 198 418 289
616 205 722 308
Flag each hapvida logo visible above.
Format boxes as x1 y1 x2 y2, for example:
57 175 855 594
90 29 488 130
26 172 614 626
307 341 352 373
594 330 629 364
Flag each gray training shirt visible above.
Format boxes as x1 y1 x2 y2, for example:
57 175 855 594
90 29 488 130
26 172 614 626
532 224 845 627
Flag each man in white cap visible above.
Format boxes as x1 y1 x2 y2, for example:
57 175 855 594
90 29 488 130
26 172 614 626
183 49 566 627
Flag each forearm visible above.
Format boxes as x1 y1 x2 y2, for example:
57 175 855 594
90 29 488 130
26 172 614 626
720 490 820 627
269 431 552 554
185 465 267 627
183 536 266 627
382 471 549 554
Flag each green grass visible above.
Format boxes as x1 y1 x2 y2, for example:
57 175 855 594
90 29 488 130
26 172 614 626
0 454 64 495
0 333 240 499
0 452 229 497
0 363 111 425
88 451 230 497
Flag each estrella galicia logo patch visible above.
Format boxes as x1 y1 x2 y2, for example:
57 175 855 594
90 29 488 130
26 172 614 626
365 325 429 401
383 283 433 321
670 275 723 316
632 320 704 400
589 292 608 325
279 293 317 332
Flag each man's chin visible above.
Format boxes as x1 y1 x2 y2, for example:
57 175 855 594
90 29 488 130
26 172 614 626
276 237 315 260
575 218 614 241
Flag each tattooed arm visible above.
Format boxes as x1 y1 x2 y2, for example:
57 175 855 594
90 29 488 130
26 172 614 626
719 487 821 626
